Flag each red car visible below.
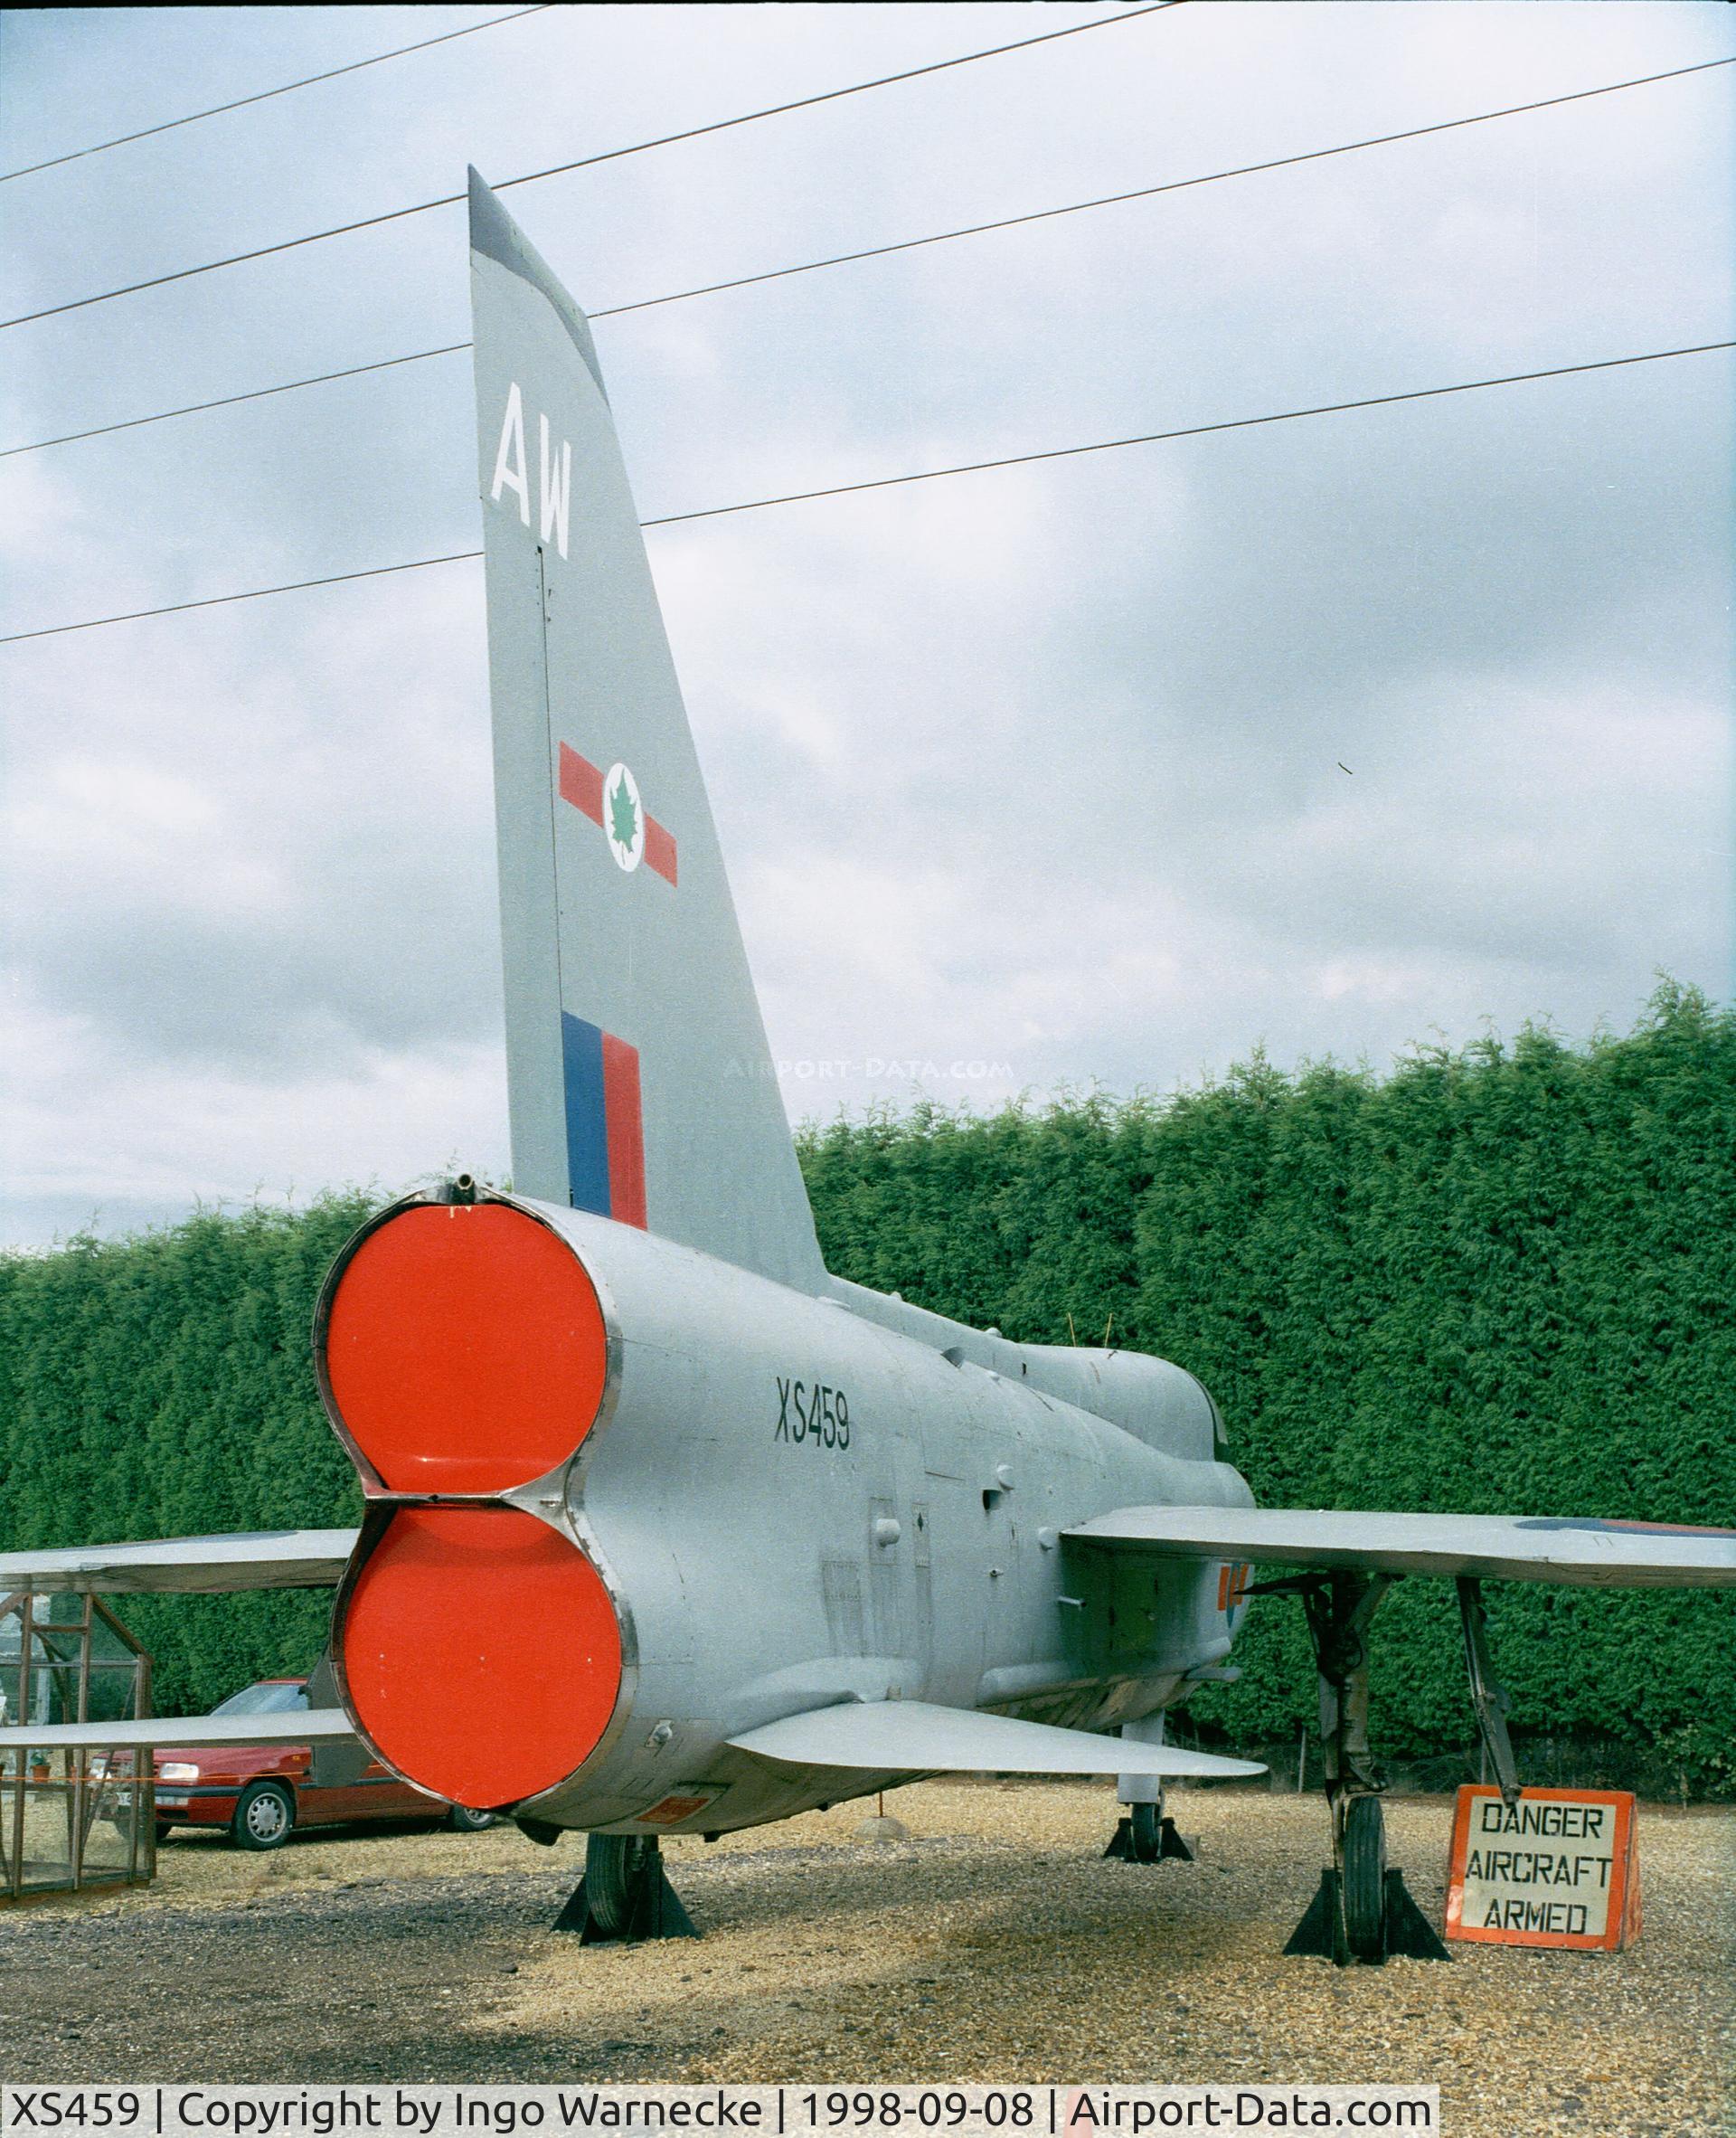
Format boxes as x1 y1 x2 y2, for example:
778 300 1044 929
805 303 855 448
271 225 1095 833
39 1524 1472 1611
151 1678 496 1850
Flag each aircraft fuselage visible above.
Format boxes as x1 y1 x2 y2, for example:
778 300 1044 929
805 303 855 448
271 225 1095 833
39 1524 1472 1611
317 1192 1253 1835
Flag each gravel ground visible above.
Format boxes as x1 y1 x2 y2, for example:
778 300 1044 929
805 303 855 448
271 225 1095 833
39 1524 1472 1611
3 1785 1731 2135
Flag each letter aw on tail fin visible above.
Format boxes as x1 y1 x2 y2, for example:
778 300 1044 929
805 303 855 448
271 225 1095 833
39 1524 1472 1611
467 171 823 1290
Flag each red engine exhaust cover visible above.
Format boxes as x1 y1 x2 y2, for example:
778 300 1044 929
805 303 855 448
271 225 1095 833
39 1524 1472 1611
323 1201 609 1496
340 1503 621 1807
318 1199 625 1808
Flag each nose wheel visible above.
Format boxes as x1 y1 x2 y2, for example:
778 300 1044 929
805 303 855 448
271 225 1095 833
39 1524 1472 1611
1105 1795 1194 1863
1106 1713 1196 1865
553 1832 697 1942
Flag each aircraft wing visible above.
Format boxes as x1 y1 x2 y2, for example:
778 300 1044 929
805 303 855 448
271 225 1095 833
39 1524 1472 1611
729 1699 1265 1778
0 1528 359 1596
1066 1507 1736 1589
0 1711 355 1753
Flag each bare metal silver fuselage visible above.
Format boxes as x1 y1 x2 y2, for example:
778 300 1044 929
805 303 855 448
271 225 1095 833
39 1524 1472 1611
486 1198 1253 1836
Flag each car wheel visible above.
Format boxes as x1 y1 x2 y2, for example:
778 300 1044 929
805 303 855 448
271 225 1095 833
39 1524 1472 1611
447 1803 497 1833
231 1781 295 1851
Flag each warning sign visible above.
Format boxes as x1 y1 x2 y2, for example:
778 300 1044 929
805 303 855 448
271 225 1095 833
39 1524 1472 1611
1446 1785 1639 1950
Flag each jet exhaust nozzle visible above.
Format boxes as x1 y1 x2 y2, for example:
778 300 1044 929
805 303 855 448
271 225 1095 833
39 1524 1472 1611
316 1197 625 1809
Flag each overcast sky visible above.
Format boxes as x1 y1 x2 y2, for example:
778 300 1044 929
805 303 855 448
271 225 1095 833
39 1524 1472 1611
1 2 1731 1249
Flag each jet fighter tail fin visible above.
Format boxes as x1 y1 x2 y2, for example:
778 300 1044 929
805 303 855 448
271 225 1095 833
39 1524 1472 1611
468 171 823 1290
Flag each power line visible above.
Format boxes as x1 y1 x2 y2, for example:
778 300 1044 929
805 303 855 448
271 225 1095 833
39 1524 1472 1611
638 339 1735 527
0 5 1178 335
5 52 1726 463
0 8 554 184
2 346 473 459
0 552 485 645
603 54 1736 323
3 337 1725 648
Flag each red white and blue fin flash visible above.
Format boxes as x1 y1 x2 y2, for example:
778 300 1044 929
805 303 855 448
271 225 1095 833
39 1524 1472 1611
561 1015 646 1227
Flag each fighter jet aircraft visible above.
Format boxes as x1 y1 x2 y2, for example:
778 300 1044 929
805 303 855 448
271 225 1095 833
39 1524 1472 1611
5 173 1732 1965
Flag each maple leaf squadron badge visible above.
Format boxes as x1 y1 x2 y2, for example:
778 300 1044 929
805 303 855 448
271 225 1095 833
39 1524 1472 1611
604 762 646 872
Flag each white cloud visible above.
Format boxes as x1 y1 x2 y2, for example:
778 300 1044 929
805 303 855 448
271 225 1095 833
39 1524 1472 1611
0 3 1729 1244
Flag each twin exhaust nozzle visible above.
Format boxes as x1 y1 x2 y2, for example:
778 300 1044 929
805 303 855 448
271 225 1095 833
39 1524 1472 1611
316 1193 623 1811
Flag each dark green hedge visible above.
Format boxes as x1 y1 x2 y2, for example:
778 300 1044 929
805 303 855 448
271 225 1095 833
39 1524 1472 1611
2 983 1731 1785
798 981 1735 1791
0 1197 372 1714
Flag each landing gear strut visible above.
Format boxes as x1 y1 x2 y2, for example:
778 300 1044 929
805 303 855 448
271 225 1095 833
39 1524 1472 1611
1276 1571 1448 1966
552 1833 698 1942
1458 1575 1521 1803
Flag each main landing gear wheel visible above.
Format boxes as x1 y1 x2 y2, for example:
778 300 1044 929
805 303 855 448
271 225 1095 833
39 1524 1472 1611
552 1832 698 1942
231 1781 295 1851
1276 1570 1448 1966
1340 1795 1387 1961
583 1834 656 1936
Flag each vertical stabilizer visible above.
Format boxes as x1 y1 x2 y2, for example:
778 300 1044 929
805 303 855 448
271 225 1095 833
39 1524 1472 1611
468 171 824 1290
